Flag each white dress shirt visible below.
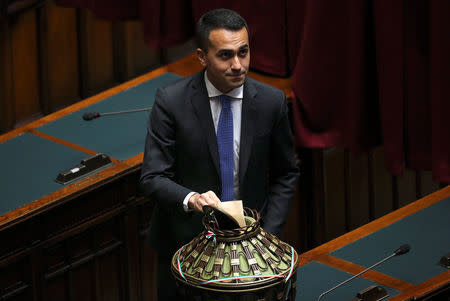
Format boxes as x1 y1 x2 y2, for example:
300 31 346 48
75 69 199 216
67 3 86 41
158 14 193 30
183 71 243 211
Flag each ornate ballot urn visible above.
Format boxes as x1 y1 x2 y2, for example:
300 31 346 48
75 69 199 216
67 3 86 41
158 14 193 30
171 206 299 300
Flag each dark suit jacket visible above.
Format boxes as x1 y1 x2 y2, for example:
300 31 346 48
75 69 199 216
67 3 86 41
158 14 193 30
140 71 299 253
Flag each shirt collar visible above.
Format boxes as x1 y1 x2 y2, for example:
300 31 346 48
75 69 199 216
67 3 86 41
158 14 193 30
204 71 243 99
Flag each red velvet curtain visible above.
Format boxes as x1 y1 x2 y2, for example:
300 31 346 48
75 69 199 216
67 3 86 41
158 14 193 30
289 0 380 152
138 0 195 49
290 0 449 183
428 0 450 183
55 0 449 183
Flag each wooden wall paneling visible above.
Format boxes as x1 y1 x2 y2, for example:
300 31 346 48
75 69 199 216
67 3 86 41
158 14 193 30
137 200 157 301
69 225 106 301
311 149 326 246
282 182 301 251
139 245 157 301
96 217 126 301
322 148 347 242
67 231 92 263
97 251 122 301
370 146 394 218
113 21 160 82
290 148 314 252
0 257 33 300
0 8 15 133
44 246 65 277
44 271 68 301
161 38 197 65
93 239 102 301
43 241 71 301
281 123 302 249
39 0 80 113
10 9 42 127
40 181 124 240
122 207 140 301
112 21 129 83
346 150 370 230
31 248 44 301
300 149 316 251
395 168 417 208
418 170 440 198
41 216 126 301
0 219 39 262
36 3 49 115
79 9 115 97
71 262 95 301
68 232 94 301
126 22 160 78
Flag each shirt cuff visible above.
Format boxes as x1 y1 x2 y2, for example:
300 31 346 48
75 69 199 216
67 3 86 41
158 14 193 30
183 192 197 212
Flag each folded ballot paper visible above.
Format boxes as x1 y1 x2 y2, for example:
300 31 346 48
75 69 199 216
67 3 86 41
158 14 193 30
215 200 246 227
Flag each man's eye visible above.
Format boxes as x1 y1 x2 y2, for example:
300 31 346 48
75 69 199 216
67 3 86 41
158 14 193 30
239 49 248 57
220 53 232 59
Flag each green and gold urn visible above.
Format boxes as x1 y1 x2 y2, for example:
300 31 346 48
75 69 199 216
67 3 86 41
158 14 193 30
171 207 299 300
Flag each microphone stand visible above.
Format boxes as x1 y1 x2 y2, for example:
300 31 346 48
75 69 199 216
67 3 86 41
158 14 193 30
317 244 410 301
82 107 151 121
96 108 151 116
317 253 396 301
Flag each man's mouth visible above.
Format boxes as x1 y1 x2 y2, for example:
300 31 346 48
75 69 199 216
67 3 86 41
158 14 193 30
227 73 245 77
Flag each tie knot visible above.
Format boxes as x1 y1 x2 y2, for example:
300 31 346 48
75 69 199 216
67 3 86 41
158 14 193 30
219 95 231 109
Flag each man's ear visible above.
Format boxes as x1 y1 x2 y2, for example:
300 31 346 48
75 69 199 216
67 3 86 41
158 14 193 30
197 48 207 67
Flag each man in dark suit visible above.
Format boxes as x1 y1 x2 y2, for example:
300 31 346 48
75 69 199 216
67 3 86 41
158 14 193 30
140 8 299 300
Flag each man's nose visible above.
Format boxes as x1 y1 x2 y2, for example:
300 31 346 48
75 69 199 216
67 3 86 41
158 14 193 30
230 55 242 70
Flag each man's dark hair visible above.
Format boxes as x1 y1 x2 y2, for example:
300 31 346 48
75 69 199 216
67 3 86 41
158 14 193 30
196 8 249 52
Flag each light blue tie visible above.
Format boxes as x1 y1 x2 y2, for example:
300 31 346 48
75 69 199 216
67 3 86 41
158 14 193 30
217 95 234 201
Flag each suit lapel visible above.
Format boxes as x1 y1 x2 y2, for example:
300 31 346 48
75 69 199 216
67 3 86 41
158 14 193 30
239 79 257 187
190 72 221 177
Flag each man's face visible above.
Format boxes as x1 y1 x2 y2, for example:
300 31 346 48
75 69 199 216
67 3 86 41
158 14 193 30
197 27 250 93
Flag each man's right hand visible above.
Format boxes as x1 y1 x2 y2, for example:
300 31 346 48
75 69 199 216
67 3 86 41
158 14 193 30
188 190 221 212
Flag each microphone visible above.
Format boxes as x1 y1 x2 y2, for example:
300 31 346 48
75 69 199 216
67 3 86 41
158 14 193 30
394 244 410 255
82 107 151 121
82 112 100 121
317 244 411 301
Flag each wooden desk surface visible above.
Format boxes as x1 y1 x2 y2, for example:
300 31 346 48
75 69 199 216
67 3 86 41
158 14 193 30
298 186 450 300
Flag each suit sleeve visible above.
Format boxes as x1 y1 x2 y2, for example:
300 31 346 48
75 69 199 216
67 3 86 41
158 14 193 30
261 92 300 236
140 87 192 213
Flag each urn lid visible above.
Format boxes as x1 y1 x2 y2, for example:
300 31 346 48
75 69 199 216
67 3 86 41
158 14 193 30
171 207 298 289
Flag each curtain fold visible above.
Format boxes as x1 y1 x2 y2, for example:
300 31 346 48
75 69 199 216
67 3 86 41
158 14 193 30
371 0 405 175
289 0 448 183
139 0 194 49
289 0 380 151
428 0 450 182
